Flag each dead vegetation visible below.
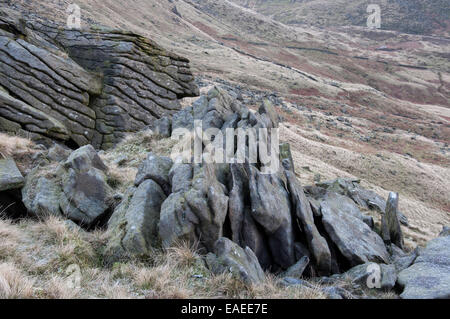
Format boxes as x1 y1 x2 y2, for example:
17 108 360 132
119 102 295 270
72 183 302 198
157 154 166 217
0 216 327 299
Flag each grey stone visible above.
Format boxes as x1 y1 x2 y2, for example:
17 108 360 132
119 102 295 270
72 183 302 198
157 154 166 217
0 158 24 191
258 99 279 128
172 106 194 131
135 153 173 194
148 116 172 138
159 191 199 249
391 244 417 272
249 166 295 269
159 164 228 252
398 235 450 299
0 8 198 149
105 180 166 263
169 162 193 193
285 170 331 275
64 145 107 173
22 170 61 218
59 146 112 226
47 144 71 162
342 263 397 291
321 200 390 267
282 256 310 279
381 192 404 249
205 237 265 285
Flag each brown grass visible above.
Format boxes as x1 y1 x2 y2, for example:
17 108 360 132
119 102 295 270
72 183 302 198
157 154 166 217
0 134 34 159
0 263 35 299
0 217 328 299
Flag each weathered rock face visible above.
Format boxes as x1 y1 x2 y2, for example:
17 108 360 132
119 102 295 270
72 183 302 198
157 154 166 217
282 256 310 279
22 168 62 218
0 158 24 191
22 145 113 227
341 262 397 291
205 237 265 285
381 192 404 249
104 86 410 279
159 164 229 252
59 145 112 225
316 178 409 226
0 8 198 149
398 234 450 299
320 199 390 267
248 166 295 270
135 153 173 194
285 170 331 275
104 179 167 264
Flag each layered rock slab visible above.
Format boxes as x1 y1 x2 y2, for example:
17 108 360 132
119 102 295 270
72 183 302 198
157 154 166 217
0 8 198 149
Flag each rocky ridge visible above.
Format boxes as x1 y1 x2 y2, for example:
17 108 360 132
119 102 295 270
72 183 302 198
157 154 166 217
0 7 448 300
2 81 449 298
0 7 198 149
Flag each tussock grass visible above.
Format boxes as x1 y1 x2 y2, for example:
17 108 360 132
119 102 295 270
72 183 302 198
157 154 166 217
0 262 35 299
0 133 35 159
0 217 327 299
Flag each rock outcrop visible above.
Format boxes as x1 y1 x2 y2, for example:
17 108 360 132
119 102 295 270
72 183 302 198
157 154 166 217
102 86 401 280
22 145 114 227
0 8 198 149
398 232 450 299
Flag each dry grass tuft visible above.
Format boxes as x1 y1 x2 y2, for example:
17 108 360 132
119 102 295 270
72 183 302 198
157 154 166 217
0 133 35 159
0 262 35 299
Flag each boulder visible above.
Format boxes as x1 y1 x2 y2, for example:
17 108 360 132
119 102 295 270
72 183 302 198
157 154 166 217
228 164 250 244
169 162 193 193
398 235 450 299
172 106 194 131
205 237 265 285
183 165 229 251
59 145 112 226
47 144 71 162
135 153 173 194
285 170 331 275
322 191 373 227
321 200 390 267
390 244 417 273
258 99 279 128
317 178 408 226
248 166 295 269
159 164 228 252
105 180 166 263
22 168 62 218
0 158 24 191
159 191 199 249
21 145 112 226
148 117 172 138
342 263 397 291
64 145 107 173
282 256 310 279
381 192 404 249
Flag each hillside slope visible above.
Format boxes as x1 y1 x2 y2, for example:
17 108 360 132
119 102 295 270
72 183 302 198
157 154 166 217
5 0 450 244
232 0 450 36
